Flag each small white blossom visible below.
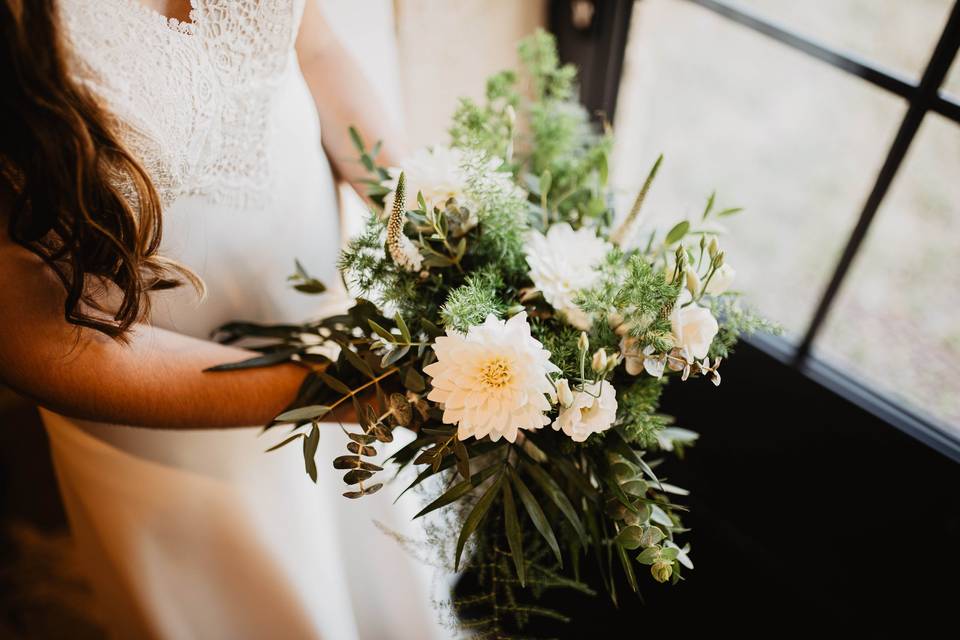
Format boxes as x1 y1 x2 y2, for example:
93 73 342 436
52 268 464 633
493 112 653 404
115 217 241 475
525 223 611 330
552 381 618 442
423 312 559 443
670 290 719 360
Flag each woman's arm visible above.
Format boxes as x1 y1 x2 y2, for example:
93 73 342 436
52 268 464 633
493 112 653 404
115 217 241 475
0 230 315 429
296 0 408 193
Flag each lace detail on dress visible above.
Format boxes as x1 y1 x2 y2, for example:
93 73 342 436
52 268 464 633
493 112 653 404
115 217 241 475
59 0 307 209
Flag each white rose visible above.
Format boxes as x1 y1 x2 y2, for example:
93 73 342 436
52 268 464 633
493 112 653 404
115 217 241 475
552 381 618 442
705 264 736 295
670 290 719 360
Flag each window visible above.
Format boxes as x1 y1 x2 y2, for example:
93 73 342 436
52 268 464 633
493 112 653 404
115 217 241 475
604 0 960 438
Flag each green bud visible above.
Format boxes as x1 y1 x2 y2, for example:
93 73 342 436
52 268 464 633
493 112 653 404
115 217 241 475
714 251 725 268
651 560 673 583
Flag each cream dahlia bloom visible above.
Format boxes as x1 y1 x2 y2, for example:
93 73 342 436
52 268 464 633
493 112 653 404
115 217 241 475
553 381 618 442
383 146 470 215
670 290 719 360
423 312 559 443
525 223 611 330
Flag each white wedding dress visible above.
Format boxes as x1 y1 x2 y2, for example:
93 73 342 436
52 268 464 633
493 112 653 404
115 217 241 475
41 2 448 638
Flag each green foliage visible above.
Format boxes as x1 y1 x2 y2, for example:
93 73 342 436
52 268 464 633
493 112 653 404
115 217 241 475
441 267 507 332
616 376 670 448
706 295 782 359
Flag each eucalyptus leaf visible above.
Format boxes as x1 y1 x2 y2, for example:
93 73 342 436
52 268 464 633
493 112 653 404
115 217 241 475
204 347 299 372
264 432 305 453
303 424 319 483
394 312 411 343
640 526 665 547
636 546 660 565
276 405 331 423
615 525 644 550
317 371 352 396
368 320 396 343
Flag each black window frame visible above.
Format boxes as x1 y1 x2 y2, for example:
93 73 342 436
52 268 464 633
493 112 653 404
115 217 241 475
550 0 960 462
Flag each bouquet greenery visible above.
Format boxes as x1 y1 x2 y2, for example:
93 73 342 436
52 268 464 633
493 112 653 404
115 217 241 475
212 30 771 635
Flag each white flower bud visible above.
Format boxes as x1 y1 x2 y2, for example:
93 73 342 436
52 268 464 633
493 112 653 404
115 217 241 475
578 331 590 352
708 236 720 258
555 378 574 407
505 104 516 127
684 267 701 295
591 348 608 373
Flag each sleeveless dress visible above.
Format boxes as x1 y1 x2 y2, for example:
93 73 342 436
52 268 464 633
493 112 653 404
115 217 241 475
43 2 448 638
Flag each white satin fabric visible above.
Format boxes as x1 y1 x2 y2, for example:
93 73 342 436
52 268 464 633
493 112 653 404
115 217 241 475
42 2 448 639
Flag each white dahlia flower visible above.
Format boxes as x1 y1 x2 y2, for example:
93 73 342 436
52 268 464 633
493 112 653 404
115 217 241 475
552 381 618 442
382 146 475 214
423 312 559 443
525 223 611 330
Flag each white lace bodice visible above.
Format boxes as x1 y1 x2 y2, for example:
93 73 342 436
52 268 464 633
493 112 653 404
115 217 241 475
59 0 307 208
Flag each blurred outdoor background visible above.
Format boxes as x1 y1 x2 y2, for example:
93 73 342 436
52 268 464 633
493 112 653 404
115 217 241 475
611 0 960 429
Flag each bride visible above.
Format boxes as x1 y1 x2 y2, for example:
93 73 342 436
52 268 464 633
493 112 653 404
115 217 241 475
0 1 447 638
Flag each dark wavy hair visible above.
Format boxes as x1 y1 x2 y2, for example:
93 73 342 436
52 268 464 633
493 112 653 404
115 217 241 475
0 0 201 341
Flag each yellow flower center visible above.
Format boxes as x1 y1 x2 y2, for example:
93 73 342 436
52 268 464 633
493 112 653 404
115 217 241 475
479 357 513 389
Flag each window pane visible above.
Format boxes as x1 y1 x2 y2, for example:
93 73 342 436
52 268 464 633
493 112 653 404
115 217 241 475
734 0 955 80
611 0 905 337
817 113 960 430
943 54 960 99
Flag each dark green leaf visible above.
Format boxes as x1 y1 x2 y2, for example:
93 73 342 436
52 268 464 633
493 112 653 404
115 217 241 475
394 312 411 343
616 540 639 593
317 371 352 395
276 405 331 423
502 481 526 586
454 473 504 571
204 347 299 372
303 424 319 483
413 464 500 519
522 461 588 547
511 471 562 567
368 319 396 343
381 345 410 368
452 438 470 480
342 348 375 379
265 432 305 453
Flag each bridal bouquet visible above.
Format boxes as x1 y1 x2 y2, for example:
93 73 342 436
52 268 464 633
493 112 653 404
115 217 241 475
213 31 770 633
